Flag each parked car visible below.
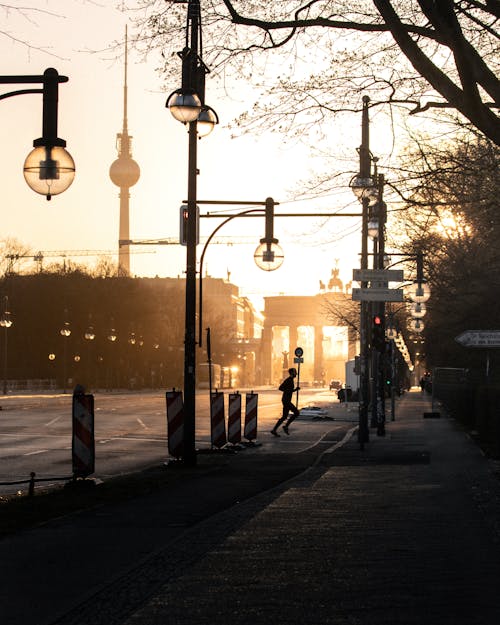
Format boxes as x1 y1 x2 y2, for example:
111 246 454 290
329 379 342 391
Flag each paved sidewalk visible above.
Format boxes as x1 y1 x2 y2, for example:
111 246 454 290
4 390 500 624
118 391 500 625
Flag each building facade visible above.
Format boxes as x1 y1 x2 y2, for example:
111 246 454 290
259 293 358 387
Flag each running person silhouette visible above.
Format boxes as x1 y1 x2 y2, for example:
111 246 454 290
270 367 300 436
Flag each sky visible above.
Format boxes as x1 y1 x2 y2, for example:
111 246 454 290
0 0 397 310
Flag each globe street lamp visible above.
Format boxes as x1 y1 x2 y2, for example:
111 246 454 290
60 315 71 394
166 0 218 465
107 324 118 390
350 95 377 449
0 68 75 200
84 321 96 388
0 296 13 395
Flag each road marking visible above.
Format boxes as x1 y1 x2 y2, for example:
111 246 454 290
137 418 148 429
24 449 49 456
45 416 61 427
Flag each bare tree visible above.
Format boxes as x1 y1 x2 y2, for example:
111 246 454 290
393 136 500 367
0 237 32 275
134 1 499 144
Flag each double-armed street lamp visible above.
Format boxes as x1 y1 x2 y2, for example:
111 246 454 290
166 1 285 464
0 68 75 200
166 0 219 466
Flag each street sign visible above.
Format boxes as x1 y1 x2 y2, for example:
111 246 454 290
352 288 404 302
353 269 404 283
294 357 304 363
294 347 304 357
455 330 500 348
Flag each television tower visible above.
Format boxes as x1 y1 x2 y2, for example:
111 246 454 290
109 26 140 276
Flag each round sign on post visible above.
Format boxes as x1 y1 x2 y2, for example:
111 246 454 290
294 347 303 358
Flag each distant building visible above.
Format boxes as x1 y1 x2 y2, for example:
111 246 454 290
260 292 357 386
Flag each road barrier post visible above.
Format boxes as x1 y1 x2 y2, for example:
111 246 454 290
227 391 242 445
244 392 258 443
72 391 95 477
210 391 227 449
166 389 184 459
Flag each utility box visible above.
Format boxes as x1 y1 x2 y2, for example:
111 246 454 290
345 359 360 394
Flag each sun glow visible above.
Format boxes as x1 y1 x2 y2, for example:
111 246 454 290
434 210 471 239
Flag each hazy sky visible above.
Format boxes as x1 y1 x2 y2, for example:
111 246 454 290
0 1 394 307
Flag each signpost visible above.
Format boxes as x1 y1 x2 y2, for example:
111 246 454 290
455 330 500 378
294 347 303 407
455 330 500 348
353 268 404 283
352 288 403 302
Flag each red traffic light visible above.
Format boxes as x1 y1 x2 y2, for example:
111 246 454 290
373 315 383 325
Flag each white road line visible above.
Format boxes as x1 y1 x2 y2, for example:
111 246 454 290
45 416 62 427
137 418 148 429
23 449 49 456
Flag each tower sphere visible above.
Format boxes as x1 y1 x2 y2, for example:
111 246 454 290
109 156 140 188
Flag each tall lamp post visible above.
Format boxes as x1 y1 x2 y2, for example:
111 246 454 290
166 0 218 466
107 324 118 390
60 314 71 394
0 296 13 395
84 320 96 389
350 96 379 449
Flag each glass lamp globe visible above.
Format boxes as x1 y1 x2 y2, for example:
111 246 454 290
107 330 117 342
368 219 379 239
60 323 71 337
408 318 425 333
410 302 427 318
0 311 12 328
386 326 397 340
24 145 75 200
167 90 202 123
407 281 431 303
197 106 219 138
254 241 285 272
85 327 96 340
350 175 378 203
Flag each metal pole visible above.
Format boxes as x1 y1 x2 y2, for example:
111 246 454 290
2 326 7 395
391 340 396 421
370 234 378 429
181 0 201 466
358 96 371 449
183 117 198 466
376 175 386 436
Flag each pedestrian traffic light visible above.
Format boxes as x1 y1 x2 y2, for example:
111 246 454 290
372 314 386 352
179 204 200 246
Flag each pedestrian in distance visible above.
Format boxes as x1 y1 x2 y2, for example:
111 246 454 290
270 367 300 436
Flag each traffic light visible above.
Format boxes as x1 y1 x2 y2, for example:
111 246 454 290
372 314 386 352
179 204 200 246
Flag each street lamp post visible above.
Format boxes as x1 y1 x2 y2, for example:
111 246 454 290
107 324 118 390
0 296 13 395
0 68 75 200
60 316 71 394
84 320 96 389
351 96 378 449
166 0 218 466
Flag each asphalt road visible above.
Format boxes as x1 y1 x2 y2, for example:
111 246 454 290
0 387 350 494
